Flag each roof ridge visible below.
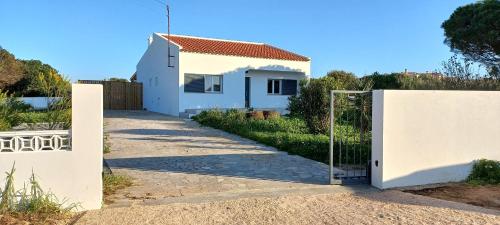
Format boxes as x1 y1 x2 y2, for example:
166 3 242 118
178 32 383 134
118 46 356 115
159 33 264 45
155 33 310 61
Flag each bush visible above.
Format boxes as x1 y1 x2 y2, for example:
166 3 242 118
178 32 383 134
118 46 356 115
193 110 224 128
288 71 371 134
0 91 22 130
467 159 500 185
18 112 48 124
193 109 368 164
225 109 246 122
0 119 10 131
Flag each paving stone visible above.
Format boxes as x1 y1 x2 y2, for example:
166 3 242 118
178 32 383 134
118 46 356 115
103 110 347 207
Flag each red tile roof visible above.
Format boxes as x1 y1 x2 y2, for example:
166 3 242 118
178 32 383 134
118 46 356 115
162 34 310 61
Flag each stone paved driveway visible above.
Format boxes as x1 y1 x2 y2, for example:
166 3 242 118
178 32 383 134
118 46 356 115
104 111 358 206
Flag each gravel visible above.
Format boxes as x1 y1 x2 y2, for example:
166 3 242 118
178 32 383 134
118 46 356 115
76 191 500 225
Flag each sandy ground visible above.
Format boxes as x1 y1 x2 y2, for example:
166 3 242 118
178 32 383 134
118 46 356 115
89 111 500 224
76 191 499 225
406 183 500 211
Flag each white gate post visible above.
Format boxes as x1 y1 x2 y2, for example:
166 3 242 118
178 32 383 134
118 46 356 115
71 84 103 210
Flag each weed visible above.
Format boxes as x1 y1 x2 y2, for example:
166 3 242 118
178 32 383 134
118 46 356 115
103 174 132 204
0 163 78 224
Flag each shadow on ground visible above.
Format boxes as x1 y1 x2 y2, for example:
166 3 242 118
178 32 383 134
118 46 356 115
106 154 329 185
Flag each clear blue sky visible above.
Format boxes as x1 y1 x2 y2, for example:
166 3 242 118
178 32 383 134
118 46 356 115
0 0 474 81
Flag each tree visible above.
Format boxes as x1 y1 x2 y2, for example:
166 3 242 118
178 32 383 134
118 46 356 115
0 47 24 89
442 0 500 73
289 70 366 134
14 60 60 96
325 70 359 90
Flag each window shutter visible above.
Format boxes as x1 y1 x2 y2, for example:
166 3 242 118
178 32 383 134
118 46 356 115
282 79 298 95
184 74 205 93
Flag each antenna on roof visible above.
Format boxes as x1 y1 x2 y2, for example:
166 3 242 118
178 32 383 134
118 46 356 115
167 4 175 68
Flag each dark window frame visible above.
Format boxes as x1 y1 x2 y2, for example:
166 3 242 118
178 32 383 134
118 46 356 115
184 73 223 94
267 79 298 96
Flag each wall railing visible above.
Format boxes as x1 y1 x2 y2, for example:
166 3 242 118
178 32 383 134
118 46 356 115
0 130 71 152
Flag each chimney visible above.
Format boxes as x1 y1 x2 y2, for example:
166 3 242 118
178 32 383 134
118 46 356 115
148 35 153 45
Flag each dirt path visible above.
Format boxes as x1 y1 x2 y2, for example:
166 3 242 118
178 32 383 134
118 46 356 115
77 190 499 225
406 183 500 211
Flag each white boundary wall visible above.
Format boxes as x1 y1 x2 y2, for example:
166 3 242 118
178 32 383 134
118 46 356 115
0 84 103 211
18 97 61 110
371 90 500 189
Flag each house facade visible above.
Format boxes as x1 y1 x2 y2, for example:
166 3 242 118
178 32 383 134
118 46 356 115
136 33 311 117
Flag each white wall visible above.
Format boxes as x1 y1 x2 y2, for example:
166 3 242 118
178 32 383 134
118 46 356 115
178 52 310 113
246 70 306 109
371 90 500 189
18 97 60 110
137 33 180 116
0 84 103 211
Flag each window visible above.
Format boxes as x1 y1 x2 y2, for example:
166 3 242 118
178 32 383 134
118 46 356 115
282 80 298 95
149 78 152 87
184 74 223 93
267 79 281 95
154 77 158 87
267 79 297 95
205 75 222 93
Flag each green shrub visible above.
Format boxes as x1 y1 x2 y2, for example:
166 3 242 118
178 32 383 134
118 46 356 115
225 109 246 123
0 91 22 130
194 109 223 126
17 110 71 129
18 111 48 124
193 109 368 164
467 159 500 185
0 119 10 131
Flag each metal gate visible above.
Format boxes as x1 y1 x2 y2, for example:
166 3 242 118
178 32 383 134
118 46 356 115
329 90 372 184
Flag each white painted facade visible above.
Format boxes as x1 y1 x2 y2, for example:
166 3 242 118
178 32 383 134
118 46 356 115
371 90 500 189
136 34 180 116
136 33 311 116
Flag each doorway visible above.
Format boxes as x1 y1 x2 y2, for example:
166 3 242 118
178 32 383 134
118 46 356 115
245 77 250 108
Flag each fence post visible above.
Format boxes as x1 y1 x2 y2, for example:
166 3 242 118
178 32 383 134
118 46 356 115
329 90 335 184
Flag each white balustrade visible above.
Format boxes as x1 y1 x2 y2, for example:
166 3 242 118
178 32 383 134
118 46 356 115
0 130 71 152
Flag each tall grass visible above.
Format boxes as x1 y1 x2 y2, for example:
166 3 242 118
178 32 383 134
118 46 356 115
0 163 78 223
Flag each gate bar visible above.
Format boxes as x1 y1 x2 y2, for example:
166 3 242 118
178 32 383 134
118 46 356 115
329 90 371 185
329 90 335 184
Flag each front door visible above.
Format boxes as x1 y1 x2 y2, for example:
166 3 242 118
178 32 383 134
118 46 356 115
245 77 250 108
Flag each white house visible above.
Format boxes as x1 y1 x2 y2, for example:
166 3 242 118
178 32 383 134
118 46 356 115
135 33 311 117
